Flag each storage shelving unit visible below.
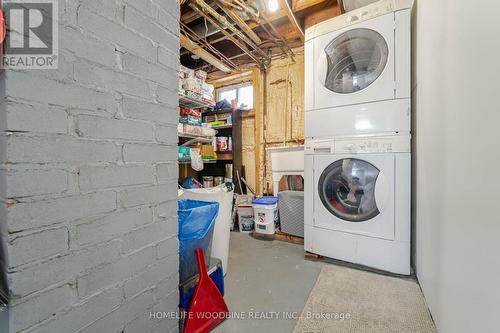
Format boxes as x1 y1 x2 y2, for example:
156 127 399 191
177 96 242 188
179 94 215 109
178 133 215 146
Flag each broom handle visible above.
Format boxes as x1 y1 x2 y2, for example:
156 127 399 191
195 248 209 280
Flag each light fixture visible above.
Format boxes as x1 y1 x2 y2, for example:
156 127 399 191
191 54 200 60
267 0 279 13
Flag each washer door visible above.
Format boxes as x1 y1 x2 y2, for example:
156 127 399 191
318 158 380 222
313 13 395 109
314 154 395 240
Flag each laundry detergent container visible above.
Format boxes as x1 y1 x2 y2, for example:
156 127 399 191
252 196 279 235
178 199 219 283
178 185 233 275
278 191 304 237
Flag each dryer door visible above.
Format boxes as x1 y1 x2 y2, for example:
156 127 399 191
313 154 395 240
313 14 395 110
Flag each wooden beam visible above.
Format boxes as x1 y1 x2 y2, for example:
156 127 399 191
208 70 253 85
181 1 217 23
190 5 262 64
214 1 263 45
293 0 327 12
193 0 267 58
180 34 232 73
253 67 264 195
180 0 328 27
279 0 305 42
304 2 341 29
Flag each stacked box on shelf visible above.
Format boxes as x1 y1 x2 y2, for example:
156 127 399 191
179 65 215 105
199 145 215 160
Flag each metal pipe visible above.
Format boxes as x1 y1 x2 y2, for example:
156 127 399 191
189 5 263 65
181 22 239 70
193 0 267 58
214 0 262 45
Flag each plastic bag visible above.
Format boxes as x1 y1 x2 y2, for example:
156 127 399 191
178 199 219 282
190 148 204 171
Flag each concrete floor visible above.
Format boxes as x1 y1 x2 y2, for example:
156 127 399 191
214 232 324 333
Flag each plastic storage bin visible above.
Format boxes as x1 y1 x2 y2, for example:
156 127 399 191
178 199 219 283
277 191 304 237
178 185 234 275
252 196 279 235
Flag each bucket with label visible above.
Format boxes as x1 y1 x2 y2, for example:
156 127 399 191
252 196 278 235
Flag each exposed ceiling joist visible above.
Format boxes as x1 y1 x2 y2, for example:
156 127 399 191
293 0 327 11
180 34 232 73
182 0 329 26
215 2 262 45
192 0 267 58
279 0 305 42
189 5 263 64
180 0 340 74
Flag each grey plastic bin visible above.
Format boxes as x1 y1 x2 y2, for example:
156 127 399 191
277 191 304 237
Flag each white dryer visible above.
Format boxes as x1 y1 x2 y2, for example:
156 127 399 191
304 134 410 274
304 0 412 138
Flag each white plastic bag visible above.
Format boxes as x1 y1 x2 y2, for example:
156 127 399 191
190 148 204 171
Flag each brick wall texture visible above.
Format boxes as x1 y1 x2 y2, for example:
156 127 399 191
0 1 180 332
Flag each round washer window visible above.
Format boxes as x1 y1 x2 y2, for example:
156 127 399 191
324 28 389 94
318 158 380 222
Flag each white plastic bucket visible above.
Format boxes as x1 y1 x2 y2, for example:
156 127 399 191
253 203 278 235
178 185 233 275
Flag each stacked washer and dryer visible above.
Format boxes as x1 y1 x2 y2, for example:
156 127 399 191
304 0 413 275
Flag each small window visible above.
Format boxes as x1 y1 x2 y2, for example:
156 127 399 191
217 83 253 109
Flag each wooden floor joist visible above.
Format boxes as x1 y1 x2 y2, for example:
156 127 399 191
280 0 305 42
180 34 232 73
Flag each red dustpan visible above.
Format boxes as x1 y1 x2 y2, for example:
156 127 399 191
184 248 229 333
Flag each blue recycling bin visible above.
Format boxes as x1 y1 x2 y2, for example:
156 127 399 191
178 199 219 283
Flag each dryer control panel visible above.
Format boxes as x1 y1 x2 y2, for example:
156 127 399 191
305 135 410 154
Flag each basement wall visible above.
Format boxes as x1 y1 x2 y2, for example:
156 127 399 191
0 1 180 332
412 0 500 332
213 50 305 194
262 51 305 194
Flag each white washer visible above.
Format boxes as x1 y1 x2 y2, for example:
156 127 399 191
304 134 410 274
304 0 412 139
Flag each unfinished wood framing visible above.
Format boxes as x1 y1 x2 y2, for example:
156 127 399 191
180 1 342 194
216 2 263 45
180 34 232 73
252 67 264 195
279 0 305 42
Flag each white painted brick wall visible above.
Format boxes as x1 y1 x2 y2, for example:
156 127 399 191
123 97 178 124
1 168 68 197
0 0 180 331
75 115 155 141
8 227 69 267
79 164 154 191
1 101 68 134
74 207 153 247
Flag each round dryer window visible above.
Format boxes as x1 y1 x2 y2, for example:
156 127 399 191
324 28 389 94
318 158 380 222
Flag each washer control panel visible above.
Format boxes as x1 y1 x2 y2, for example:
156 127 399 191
336 138 395 153
305 135 410 154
